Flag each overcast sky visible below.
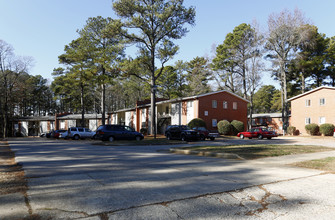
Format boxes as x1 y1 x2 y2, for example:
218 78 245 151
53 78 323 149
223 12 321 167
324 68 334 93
1 0 335 87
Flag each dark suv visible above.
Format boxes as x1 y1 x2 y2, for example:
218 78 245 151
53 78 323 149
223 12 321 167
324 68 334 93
165 125 199 141
96 125 144 142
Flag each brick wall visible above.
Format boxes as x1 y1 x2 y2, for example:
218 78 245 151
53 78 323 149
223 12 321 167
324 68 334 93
197 92 248 130
291 87 335 135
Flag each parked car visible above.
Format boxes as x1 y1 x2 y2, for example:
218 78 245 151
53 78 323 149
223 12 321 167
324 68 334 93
165 125 199 141
237 127 278 139
95 125 144 142
52 129 67 138
192 127 219 141
59 130 68 139
67 127 95 140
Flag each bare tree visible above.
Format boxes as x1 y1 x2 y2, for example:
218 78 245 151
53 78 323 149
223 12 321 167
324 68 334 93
265 8 311 134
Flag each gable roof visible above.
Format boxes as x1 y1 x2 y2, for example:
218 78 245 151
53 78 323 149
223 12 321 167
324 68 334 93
287 86 335 102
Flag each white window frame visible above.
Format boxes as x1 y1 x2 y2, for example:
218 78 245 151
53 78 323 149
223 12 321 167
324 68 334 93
212 119 217 127
223 101 228 109
305 117 311 125
319 117 326 124
305 99 311 107
233 102 237 110
320 98 325 106
212 100 217 108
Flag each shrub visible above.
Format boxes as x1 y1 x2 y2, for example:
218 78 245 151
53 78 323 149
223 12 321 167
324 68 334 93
188 118 206 129
319 123 335 136
217 120 232 135
231 120 244 135
305 123 319 136
140 127 148 135
287 126 296 135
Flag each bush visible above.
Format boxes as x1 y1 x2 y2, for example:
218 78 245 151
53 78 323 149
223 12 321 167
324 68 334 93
140 127 148 135
287 126 296 135
188 118 206 129
217 120 232 135
319 123 335 136
231 120 244 135
305 123 319 136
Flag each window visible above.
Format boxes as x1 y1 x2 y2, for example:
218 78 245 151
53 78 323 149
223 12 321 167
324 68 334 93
320 98 325 106
305 117 311 125
212 119 217 127
319 117 326 124
204 111 208 116
212 100 217 108
305 99 311 107
233 102 237 110
188 101 192 107
223 101 228 109
165 106 169 114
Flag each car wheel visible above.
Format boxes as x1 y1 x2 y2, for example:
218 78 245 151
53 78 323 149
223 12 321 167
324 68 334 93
109 136 115 142
200 134 205 141
135 136 142 141
181 135 186 141
210 137 215 141
73 135 79 140
240 134 244 139
267 137 272 139
258 134 263 140
166 134 171 140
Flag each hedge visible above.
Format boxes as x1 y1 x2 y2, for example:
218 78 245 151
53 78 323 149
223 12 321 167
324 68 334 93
217 120 232 135
287 126 296 135
305 123 319 136
319 123 335 136
188 118 206 129
231 120 244 135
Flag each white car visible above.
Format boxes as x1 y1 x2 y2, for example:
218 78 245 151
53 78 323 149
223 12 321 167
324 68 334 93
67 127 95 140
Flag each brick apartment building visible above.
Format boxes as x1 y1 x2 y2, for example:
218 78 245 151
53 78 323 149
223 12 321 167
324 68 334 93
111 90 249 134
288 86 335 135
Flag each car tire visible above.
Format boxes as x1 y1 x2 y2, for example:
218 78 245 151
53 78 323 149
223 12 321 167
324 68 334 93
200 134 205 141
166 134 171 140
73 135 79 140
210 137 215 141
181 135 186 142
135 136 142 141
240 134 244 139
109 136 115 142
258 134 263 140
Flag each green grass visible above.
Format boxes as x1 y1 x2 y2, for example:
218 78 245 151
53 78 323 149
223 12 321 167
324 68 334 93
179 144 333 159
293 157 335 172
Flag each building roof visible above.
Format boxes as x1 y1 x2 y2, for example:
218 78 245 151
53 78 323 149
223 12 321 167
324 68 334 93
57 114 105 120
287 86 335 102
250 113 283 118
134 90 250 108
16 116 55 121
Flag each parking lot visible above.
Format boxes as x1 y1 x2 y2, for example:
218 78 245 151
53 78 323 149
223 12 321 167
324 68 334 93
1 136 335 219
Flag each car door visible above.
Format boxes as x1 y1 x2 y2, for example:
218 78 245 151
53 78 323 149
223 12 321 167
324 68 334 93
251 128 259 138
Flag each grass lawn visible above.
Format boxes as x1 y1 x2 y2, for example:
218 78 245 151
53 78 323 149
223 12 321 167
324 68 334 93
179 144 333 159
293 157 335 172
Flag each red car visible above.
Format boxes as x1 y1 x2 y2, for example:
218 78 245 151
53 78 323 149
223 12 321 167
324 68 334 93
237 127 278 140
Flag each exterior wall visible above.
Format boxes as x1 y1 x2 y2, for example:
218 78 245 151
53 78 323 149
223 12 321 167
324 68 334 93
193 100 199 118
21 121 28 136
198 92 248 131
67 120 76 129
40 121 48 134
186 100 194 124
252 116 286 134
125 111 136 129
181 101 187 125
171 102 182 125
89 119 99 131
291 88 335 135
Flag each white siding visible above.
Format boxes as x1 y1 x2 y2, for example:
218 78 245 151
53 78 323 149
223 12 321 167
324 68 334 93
68 120 76 128
125 111 133 127
40 121 48 134
89 119 99 131
21 121 28 136
187 101 194 124
171 102 182 125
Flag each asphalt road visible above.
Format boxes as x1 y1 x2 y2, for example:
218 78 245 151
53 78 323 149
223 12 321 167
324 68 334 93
2 137 335 219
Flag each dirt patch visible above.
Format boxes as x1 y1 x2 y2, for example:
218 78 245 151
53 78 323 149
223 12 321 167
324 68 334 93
0 141 28 195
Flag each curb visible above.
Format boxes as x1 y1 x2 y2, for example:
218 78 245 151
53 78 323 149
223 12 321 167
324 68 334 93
170 148 244 160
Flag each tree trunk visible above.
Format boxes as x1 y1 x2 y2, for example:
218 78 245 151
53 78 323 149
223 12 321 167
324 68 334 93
81 84 85 128
101 83 106 125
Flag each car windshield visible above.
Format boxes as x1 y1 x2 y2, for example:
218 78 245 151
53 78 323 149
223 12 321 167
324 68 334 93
181 125 191 130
